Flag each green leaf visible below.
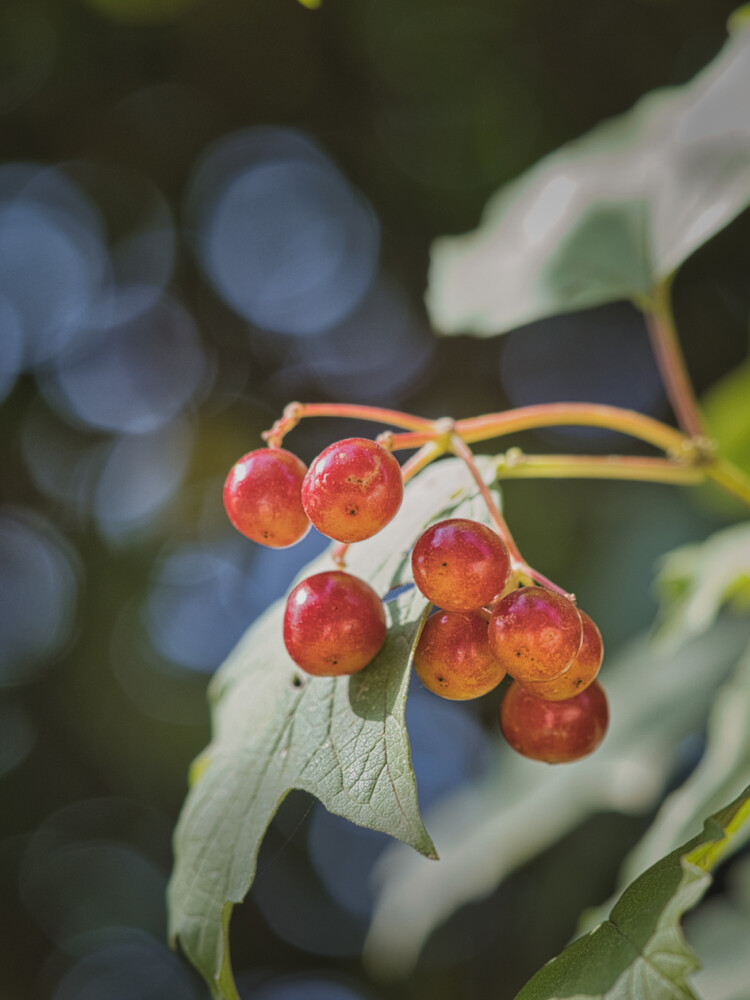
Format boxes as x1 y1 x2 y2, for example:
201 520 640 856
427 22 750 336
364 618 750 978
366 608 750 974
514 786 750 1000
167 457 499 999
655 521 750 646
580 638 750 935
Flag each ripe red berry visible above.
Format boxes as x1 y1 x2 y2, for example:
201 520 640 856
224 448 310 548
283 570 387 676
488 586 583 683
414 610 506 700
524 610 603 701
500 679 609 763
301 437 404 543
411 519 511 612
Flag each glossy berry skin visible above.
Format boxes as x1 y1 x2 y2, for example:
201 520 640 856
301 438 404 543
283 571 386 676
224 448 310 548
525 611 603 701
500 679 609 763
488 587 583 684
411 519 511 612
414 611 506 700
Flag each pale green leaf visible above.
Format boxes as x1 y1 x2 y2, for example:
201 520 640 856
427 22 750 336
167 457 499 999
364 619 750 978
655 521 750 645
514 786 750 1000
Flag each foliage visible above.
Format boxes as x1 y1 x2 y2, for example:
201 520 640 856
515 786 750 1000
363 617 750 977
426 18 750 335
655 521 750 645
168 459 499 997
165 10 750 1000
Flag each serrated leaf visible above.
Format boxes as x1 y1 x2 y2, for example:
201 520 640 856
167 457 500 999
513 786 750 1000
364 619 750 978
427 21 750 336
655 521 750 646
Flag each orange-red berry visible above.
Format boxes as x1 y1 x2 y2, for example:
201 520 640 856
411 519 511 612
524 611 603 701
224 448 310 548
488 586 582 683
301 438 404 543
414 610 506 700
283 570 386 676
500 679 609 763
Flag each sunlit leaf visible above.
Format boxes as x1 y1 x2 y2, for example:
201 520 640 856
167 457 500 999
363 619 750 978
427 21 750 336
655 521 750 645
514 786 750 1000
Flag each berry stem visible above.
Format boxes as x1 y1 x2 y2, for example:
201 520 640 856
494 451 705 485
262 401 437 446
449 433 572 599
642 279 707 439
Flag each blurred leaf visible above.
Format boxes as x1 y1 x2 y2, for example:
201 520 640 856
168 457 499 999
364 619 750 978
702 353 750 479
514 786 750 1000
655 521 750 645
685 853 750 1000
427 22 750 336
581 638 750 933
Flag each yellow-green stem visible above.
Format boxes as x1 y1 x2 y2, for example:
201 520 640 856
495 452 705 486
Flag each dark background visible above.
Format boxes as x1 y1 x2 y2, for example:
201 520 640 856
1 2 748 998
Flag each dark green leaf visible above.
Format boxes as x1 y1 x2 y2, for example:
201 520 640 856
515 787 750 1000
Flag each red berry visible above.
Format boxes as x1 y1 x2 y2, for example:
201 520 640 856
500 679 609 763
224 448 310 548
411 518 511 612
414 610 506 700
525 611 603 701
488 587 582 683
301 438 404 543
283 570 387 676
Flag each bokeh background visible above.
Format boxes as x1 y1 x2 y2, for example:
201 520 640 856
1 1 749 998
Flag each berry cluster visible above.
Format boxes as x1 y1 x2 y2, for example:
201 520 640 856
224 435 608 764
